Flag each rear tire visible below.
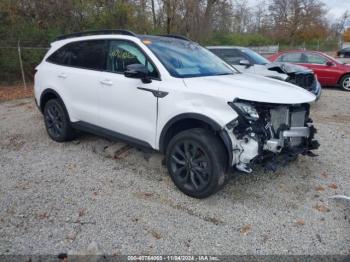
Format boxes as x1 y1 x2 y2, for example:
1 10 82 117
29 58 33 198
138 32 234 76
43 99 75 142
340 74 350 91
165 128 227 198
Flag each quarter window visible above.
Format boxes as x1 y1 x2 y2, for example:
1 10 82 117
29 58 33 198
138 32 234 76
47 40 107 70
47 45 72 65
107 40 158 78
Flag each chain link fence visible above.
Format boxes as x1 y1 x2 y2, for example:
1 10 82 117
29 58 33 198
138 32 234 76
279 40 339 53
0 41 49 86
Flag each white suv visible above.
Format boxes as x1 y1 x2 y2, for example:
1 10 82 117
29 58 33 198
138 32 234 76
34 30 319 198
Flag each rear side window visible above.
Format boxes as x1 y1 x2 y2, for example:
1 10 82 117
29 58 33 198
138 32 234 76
47 40 107 70
278 53 302 63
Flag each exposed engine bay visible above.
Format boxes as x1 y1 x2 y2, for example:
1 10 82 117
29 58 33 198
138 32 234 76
226 99 319 172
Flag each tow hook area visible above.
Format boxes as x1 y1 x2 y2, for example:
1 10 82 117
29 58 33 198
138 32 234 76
236 162 252 173
235 152 299 173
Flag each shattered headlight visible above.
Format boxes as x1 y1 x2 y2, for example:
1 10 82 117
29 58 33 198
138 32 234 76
231 102 259 121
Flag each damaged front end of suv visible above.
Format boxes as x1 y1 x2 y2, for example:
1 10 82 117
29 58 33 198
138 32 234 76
225 99 319 172
267 62 322 99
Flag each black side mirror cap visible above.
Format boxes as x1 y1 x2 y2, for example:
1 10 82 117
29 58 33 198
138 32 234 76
124 64 152 83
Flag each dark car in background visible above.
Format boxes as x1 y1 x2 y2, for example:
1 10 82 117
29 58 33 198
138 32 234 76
337 47 350 58
207 46 321 99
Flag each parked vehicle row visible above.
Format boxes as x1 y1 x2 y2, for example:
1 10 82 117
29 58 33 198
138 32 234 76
269 50 350 91
34 30 319 198
207 46 322 98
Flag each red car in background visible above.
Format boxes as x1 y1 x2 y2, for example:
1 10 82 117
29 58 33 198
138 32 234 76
269 50 350 91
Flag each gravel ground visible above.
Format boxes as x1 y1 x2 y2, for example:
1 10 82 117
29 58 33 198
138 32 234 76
0 88 349 256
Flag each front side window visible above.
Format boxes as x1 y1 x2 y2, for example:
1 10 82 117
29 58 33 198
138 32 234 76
240 49 270 65
305 53 328 64
278 53 302 63
142 37 235 78
107 40 158 78
47 40 107 70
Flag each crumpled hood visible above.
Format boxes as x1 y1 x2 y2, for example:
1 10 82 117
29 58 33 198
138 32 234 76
183 73 316 104
267 62 312 74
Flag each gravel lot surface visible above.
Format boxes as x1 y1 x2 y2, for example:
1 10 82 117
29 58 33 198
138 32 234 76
0 89 349 256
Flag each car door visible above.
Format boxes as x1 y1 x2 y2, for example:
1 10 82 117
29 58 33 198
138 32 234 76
278 52 327 86
48 40 107 124
96 39 159 147
301 53 338 85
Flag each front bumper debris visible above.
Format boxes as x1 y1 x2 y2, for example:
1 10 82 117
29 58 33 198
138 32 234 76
226 101 319 172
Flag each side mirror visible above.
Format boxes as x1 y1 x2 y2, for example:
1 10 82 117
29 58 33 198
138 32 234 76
124 64 152 83
239 59 252 67
326 61 334 67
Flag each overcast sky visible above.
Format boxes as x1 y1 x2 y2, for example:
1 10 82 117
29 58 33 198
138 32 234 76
247 0 350 21
319 0 350 19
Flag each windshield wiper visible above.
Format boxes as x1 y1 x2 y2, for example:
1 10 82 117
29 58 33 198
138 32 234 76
214 72 234 76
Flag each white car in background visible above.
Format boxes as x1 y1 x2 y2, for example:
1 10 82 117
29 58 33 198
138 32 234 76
207 46 321 99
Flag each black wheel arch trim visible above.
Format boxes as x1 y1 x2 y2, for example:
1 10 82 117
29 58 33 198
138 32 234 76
219 129 233 171
159 113 233 170
159 113 222 152
39 89 73 126
40 88 65 112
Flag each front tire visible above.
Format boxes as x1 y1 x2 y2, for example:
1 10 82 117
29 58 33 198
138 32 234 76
43 99 75 142
166 128 227 198
340 74 350 91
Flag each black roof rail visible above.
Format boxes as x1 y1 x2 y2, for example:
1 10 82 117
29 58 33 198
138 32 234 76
55 29 137 41
158 34 191 41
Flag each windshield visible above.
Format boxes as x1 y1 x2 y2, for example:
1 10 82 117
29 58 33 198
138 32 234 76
142 37 235 78
241 48 270 65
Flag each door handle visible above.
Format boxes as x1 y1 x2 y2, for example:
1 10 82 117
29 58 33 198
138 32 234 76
100 79 113 86
58 73 67 79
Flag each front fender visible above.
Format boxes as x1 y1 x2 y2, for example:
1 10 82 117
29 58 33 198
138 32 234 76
156 90 239 150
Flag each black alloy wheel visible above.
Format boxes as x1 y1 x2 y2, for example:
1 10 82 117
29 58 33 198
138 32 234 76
45 102 64 138
43 99 75 142
166 128 227 198
169 140 211 192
